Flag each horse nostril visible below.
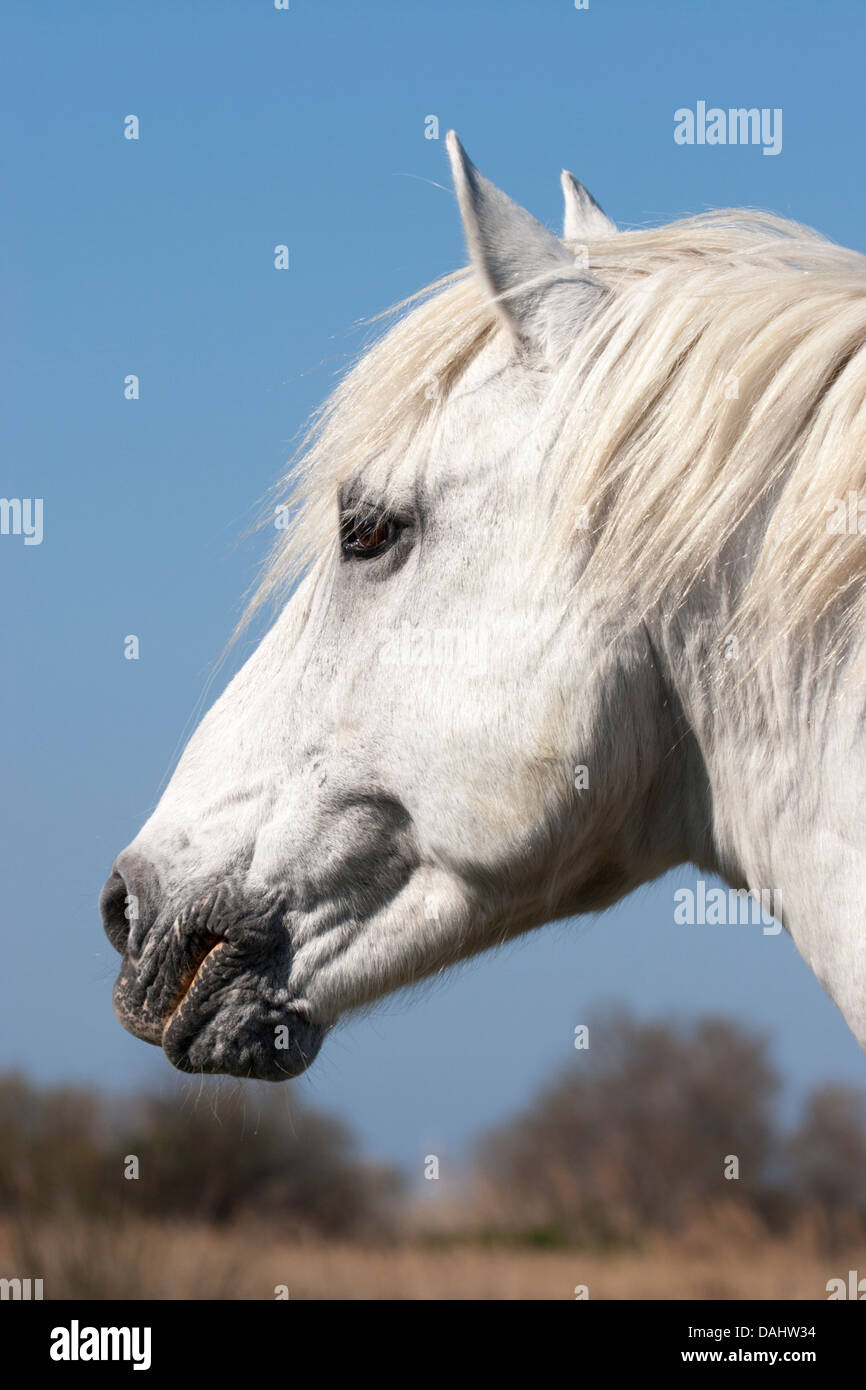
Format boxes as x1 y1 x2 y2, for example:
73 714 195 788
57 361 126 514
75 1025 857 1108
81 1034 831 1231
99 870 133 951
100 854 157 955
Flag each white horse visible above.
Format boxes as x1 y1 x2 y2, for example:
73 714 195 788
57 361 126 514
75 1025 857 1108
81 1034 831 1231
101 133 866 1080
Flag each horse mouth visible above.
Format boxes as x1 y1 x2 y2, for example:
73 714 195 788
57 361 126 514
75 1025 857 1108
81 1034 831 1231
112 932 224 1047
161 935 225 1035
111 897 326 1081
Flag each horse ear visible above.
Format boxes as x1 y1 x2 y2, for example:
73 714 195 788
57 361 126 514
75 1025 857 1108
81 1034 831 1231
561 170 617 242
446 131 605 356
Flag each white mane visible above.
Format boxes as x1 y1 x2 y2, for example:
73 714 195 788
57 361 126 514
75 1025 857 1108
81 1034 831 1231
249 209 866 658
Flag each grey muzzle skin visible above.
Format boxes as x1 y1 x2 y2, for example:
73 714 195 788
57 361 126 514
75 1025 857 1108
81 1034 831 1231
99 861 324 1080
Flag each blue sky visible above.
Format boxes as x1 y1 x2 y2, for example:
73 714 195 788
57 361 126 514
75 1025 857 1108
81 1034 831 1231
3 0 866 1171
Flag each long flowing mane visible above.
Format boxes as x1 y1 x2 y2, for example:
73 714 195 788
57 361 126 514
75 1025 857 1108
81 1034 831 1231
249 209 866 658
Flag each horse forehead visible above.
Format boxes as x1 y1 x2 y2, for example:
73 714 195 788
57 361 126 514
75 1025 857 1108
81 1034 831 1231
443 324 527 405
435 339 544 457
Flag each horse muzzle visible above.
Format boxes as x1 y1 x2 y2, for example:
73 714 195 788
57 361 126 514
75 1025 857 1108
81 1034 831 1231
99 859 325 1080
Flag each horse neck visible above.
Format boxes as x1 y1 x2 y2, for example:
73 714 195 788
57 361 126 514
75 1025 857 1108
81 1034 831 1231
653 593 866 1047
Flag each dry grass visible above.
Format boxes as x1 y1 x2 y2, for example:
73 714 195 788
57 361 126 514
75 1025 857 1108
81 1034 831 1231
2 1217 861 1300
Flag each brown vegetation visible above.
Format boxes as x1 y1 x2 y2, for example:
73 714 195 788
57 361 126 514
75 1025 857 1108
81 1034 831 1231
468 1012 866 1251
1 1215 862 1300
2 1010 866 1299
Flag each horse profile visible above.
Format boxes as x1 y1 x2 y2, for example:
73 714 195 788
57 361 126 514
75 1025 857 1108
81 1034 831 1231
101 134 866 1080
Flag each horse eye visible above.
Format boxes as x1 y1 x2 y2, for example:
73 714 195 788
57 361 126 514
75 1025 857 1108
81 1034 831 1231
341 512 400 559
